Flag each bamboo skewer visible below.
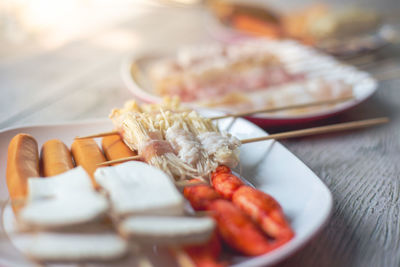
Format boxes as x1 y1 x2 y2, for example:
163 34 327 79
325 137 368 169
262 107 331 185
170 247 196 267
76 97 354 140
97 155 141 166
76 130 119 140
241 117 389 144
210 96 354 120
97 117 388 166
174 180 208 187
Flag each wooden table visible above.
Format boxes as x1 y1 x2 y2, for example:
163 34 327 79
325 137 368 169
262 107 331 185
1 4 399 267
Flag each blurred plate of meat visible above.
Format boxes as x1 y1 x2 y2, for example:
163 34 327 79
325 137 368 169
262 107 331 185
122 39 377 126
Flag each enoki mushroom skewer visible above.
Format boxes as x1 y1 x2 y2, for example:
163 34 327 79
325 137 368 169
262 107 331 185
76 96 354 140
97 117 389 166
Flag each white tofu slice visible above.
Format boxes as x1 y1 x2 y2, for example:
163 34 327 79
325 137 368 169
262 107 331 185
25 232 128 262
119 216 215 245
28 166 94 200
19 167 108 229
95 161 184 217
19 193 108 229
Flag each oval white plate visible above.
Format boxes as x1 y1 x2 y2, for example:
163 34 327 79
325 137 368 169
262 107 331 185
0 116 332 266
121 39 378 126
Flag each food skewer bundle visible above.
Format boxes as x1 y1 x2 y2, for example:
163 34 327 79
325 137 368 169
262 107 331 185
109 99 241 181
102 98 387 171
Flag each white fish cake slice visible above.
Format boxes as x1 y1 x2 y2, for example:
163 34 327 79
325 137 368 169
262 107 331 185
27 166 94 200
119 216 215 245
19 193 108 229
25 232 128 262
19 167 108 229
95 161 184 217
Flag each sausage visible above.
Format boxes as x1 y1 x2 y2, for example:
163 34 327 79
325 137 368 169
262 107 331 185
41 139 74 177
206 200 276 256
211 168 244 200
212 165 231 176
101 135 136 165
6 133 40 212
232 186 294 242
183 178 278 256
183 181 222 211
212 167 294 243
71 138 107 188
184 232 226 267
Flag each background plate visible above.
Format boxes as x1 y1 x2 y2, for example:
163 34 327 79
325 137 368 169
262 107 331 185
0 116 332 266
121 39 378 127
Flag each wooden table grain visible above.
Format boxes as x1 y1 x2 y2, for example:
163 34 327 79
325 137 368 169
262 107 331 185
0 4 399 267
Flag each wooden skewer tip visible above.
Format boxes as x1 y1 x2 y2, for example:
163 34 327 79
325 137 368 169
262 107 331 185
241 117 389 144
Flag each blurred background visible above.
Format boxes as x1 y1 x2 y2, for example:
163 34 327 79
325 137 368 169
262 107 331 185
1 2 400 267
0 0 399 53
0 0 399 128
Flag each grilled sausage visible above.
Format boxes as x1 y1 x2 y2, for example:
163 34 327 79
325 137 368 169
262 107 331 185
41 139 74 177
71 138 107 188
101 135 136 165
6 133 40 212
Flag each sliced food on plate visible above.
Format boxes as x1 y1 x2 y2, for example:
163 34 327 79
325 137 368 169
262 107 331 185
3 100 298 266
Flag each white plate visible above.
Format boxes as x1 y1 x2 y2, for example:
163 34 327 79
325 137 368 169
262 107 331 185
121 39 378 126
0 116 333 267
